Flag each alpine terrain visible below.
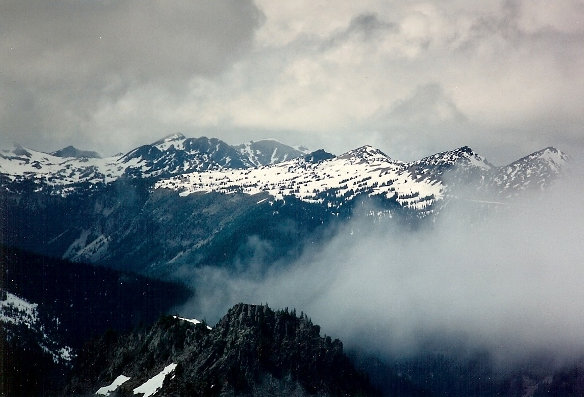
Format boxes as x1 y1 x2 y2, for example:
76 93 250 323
0 134 574 396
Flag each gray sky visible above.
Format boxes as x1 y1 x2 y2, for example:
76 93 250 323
1 0 583 164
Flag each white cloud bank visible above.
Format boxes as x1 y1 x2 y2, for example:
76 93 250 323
1 1 582 163
182 166 584 366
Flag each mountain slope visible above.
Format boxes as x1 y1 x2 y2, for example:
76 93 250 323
1 245 191 395
66 303 379 396
236 139 307 167
156 145 441 213
0 138 569 279
492 147 568 197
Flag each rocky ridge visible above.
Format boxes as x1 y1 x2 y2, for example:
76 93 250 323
67 303 378 396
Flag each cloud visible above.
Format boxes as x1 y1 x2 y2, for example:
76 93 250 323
1 1 583 164
0 0 262 152
388 83 467 124
180 166 584 367
165 1 584 163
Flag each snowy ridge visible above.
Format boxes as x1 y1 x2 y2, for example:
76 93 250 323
156 144 568 212
0 137 568 208
493 147 569 196
235 139 306 167
0 145 125 193
157 145 443 211
0 135 306 195
413 146 493 170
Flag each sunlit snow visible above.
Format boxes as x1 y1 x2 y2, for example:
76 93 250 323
133 363 177 397
96 375 131 396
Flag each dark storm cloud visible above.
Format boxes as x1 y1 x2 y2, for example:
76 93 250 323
0 0 262 152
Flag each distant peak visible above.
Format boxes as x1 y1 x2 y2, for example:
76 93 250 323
455 145 475 154
304 149 335 163
51 145 101 159
339 145 389 160
296 145 310 154
152 132 186 146
418 146 492 170
11 144 32 157
254 138 282 144
517 146 568 164
535 146 561 155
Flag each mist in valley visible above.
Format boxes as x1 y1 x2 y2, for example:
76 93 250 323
178 162 584 371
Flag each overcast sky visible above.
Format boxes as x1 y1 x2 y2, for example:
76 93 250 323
1 0 583 163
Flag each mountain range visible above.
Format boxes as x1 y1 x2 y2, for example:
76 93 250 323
0 134 574 396
0 134 567 206
0 135 568 277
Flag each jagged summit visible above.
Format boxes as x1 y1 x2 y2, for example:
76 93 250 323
236 139 306 166
338 145 391 162
66 303 378 396
304 149 335 163
499 146 567 173
51 145 101 159
416 146 493 170
518 146 567 163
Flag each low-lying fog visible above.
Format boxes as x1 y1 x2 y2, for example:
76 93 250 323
179 163 584 368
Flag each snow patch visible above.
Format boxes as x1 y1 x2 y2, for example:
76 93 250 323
96 375 131 396
0 291 38 326
133 363 177 397
173 315 212 330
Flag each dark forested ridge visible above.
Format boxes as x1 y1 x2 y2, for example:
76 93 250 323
67 303 380 396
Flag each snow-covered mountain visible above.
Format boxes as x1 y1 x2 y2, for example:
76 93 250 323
156 144 568 213
0 135 567 211
492 147 568 197
0 134 307 195
51 145 101 159
0 136 569 277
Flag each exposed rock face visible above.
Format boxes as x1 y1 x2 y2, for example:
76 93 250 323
66 304 378 396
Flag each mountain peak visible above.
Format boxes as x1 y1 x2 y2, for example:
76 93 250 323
454 145 474 155
236 139 306 167
500 147 569 177
51 145 101 159
67 303 378 396
339 145 389 161
417 146 492 170
531 146 568 161
10 144 32 157
304 149 335 163
151 133 186 146
508 146 568 166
